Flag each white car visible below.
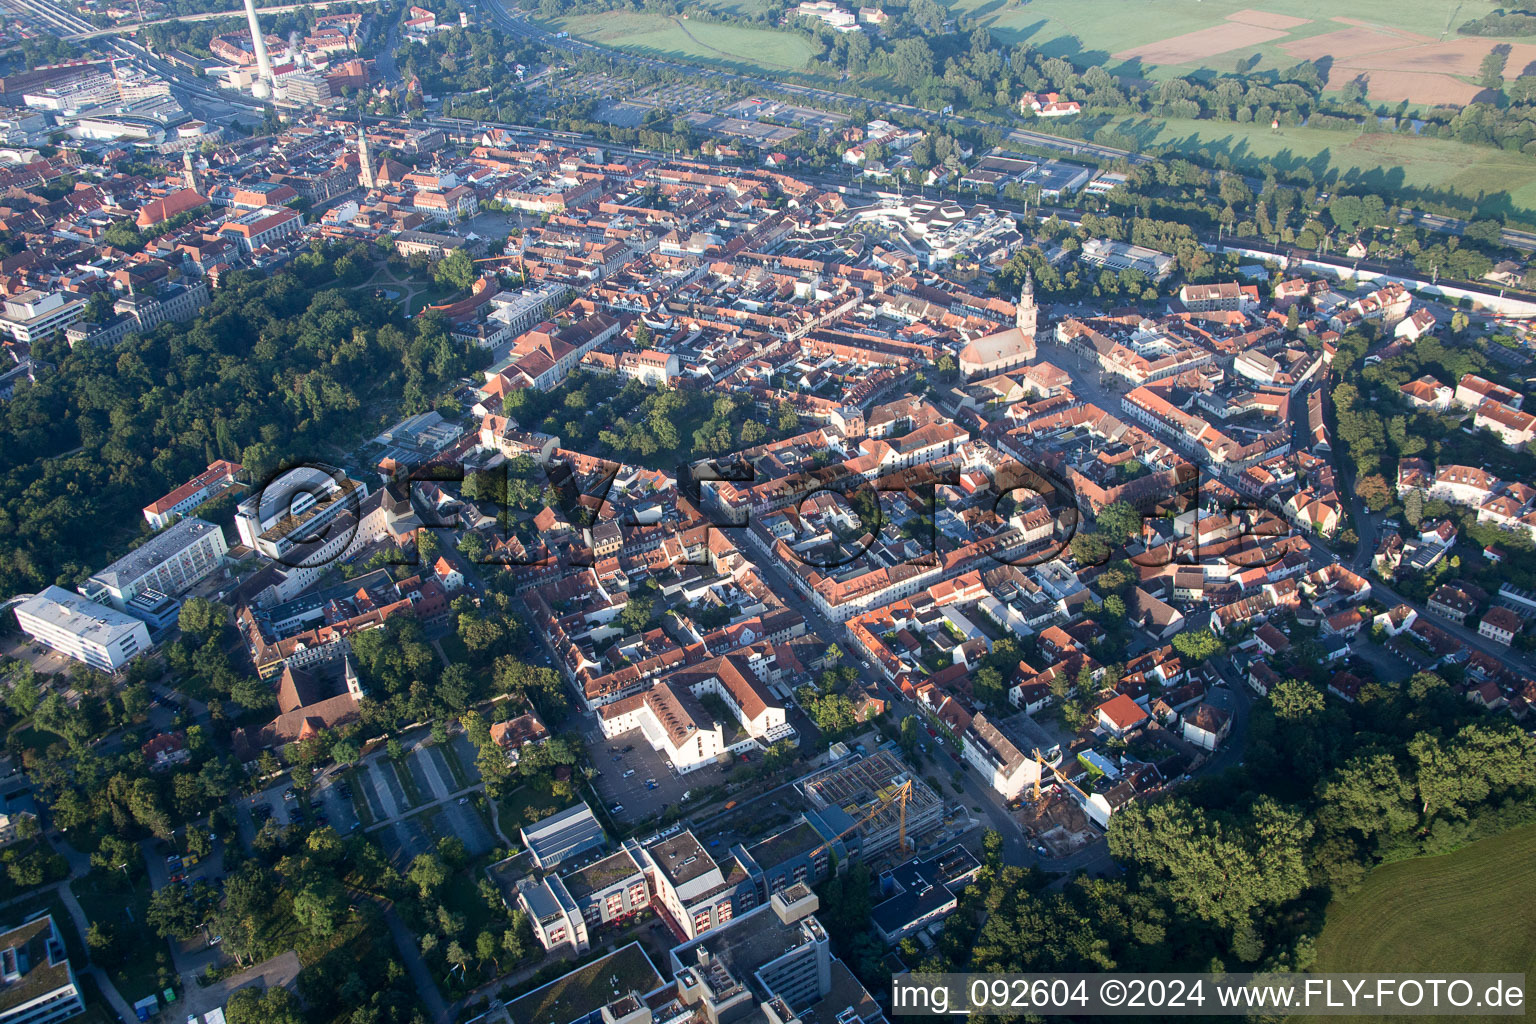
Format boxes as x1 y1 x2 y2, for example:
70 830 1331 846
622 769 636 778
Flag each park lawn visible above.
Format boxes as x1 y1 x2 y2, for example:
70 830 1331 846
6 722 64 757
551 12 818 72
391 754 429 808
941 0 1507 78
1091 115 1536 218
344 766 383 826
465 791 497 839
71 873 169 1005
1311 823 1536 1023
378 758 424 810
437 633 470 668
689 0 777 16
496 776 564 840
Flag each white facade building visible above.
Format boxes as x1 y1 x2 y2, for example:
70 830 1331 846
13 587 151 672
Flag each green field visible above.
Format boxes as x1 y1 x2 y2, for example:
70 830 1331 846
1312 823 1536 1022
940 0 1510 79
553 12 819 72
1094 114 1536 217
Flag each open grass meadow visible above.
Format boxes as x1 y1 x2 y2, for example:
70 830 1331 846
941 1 1507 78
552 12 820 72
1312 823 1536 1023
1091 114 1536 219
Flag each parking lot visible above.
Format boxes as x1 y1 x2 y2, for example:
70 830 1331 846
375 794 499 868
588 731 737 824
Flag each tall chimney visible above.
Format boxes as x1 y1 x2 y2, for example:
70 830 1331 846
242 0 274 90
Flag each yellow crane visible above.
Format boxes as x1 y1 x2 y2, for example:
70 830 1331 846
1032 748 1088 803
808 778 914 863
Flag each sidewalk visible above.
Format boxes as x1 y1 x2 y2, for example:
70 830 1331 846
58 883 137 1021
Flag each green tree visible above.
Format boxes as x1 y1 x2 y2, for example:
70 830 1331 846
620 596 653 633
5 665 39 717
407 852 448 899
226 986 304 1024
1479 48 1509 89
293 880 344 938
1095 502 1142 544
1171 629 1223 662
433 249 477 292
146 881 201 940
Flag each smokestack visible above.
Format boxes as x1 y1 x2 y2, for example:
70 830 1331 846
242 0 274 92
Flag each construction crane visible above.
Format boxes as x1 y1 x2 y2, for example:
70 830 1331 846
807 778 914 864
1032 748 1088 803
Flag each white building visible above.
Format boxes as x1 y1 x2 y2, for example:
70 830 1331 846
80 517 228 610
142 460 243 530
0 290 85 344
794 1 858 29
13 587 152 672
960 713 1043 800
618 348 680 386
218 206 303 253
598 682 726 774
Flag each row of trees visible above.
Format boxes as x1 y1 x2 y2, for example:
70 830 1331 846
897 674 1535 985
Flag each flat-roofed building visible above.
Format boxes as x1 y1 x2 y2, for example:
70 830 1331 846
234 465 369 585
0 290 84 344
870 845 981 943
737 817 833 898
80 517 228 611
518 846 650 952
13 586 151 672
0 915 83 1024
520 802 607 869
636 829 757 939
667 885 883 1024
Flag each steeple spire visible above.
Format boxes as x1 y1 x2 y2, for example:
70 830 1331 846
1016 270 1037 334
358 122 375 190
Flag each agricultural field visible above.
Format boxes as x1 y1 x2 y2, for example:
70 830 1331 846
941 1 1529 102
550 11 820 72
1313 823 1536 1022
1096 114 1536 218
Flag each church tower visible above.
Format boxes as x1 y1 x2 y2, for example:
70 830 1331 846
358 123 375 190
1016 270 1038 335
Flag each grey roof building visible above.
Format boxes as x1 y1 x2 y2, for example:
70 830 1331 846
521 802 607 869
81 516 228 610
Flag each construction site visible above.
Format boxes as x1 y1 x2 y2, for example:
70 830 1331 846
797 750 943 858
1011 745 1102 858
1020 791 1101 858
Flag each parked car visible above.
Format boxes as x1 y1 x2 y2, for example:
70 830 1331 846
622 769 636 778
610 803 624 814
